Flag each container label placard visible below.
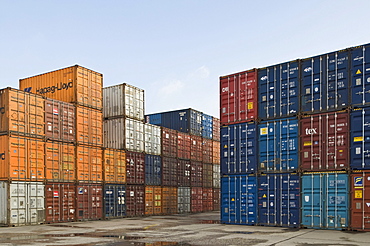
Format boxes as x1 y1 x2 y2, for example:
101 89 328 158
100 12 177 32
304 141 312 146
247 102 253 109
354 136 364 142
260 128 268 135
53 191 59 198
355 190 363 199
354 177 363 188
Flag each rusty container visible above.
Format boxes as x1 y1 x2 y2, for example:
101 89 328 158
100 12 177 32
162 187 178 215
191 187 203 213
45 98 75 142
45 182 76 223
161 127 177 158
212 117 220 141
202 138 213 163
203 163 213 188
145 186 162 215
126 151 145 185
213 188 220 211
212 140 220 165
177 159 191 187
162 157 177 187
126 185 145 217
191 161 203 187
177 132 191 160
0 135 44 181
76 145 103 182
0 88 44 139
103 148 126 183
190 135 202 161
202 188 213 212
19 65 103 110
45 141 75 182
76 183 103 221
76 105 103 146
350 171 370 231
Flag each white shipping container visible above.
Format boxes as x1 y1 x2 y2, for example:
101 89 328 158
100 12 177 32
213 164 220 188
144 124 161 155
178 187 191 214
0 181 45 226
103 83 144 121
104 117 144 152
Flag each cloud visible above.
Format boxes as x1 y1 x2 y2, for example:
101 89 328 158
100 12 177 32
190 65 210 79
158 79 185 96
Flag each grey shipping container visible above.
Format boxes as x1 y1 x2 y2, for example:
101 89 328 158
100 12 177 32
178 187 191 214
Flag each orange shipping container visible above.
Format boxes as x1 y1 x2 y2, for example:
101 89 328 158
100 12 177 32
212 140 220 164
76 106 103 146
19 65 103 110
145 186 162 215
0 135 44 181
103 148 126 183
76 145 103 182
45 141 75 182
0 88 44 138
162 187 177 215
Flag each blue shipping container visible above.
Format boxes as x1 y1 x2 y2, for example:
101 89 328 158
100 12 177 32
221 174 258 225
145 154 162 186
258 173 300 227
258 60 299 120
301 50 349 114
351 44 370 107
202 113 213 139
351 108 370 170
221 122 257 175
258 118 299 172
301 172 349 230
104 184 126 218
145 113 162 125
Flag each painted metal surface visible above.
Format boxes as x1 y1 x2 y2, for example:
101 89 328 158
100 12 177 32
203 188 213 211
203 163 213 188
45 141 75 182
76 183 103 221
213 188 220 211
190 161 203 187
76 145 103 182
212 140 220 164
212 117 220 141
202 113 213 139
351 44 370 107
351 108 370 170
177 159 191 187
76 105 103 146
177 132 191 160
161 127 177 158
178 187 191 214
301 172 349 230
126 151 145 185
202 138 213 163
126 185 145 217
104 184 126 218
145 154 161 186
162 187 177 215
144 124 161 155
162 157 177 186
191 187 203 213
145 186 162 215
103 148 126 183
190 135 202 161
350 171 370 231
213 164 220 188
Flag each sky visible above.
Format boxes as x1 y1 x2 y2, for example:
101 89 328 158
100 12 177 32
1 0 370 117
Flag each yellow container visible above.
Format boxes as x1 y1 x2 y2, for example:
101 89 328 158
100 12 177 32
103 148 126 183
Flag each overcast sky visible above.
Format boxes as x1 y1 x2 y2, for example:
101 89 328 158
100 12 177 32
1 0 370 117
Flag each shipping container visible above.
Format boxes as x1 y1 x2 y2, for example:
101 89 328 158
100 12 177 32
45 182 76 223
126 185 145 217
0 181 45 226
202 113 213 139
351 108 370 170
177 159 191 187
301 172 349 230
221 122 257 175
144 124 161 155
178 187 191 214
258 173 300 227
104 184 126 218
162 187 177 215
351 44 370 107
126 151 145 185
76 105 103 146
191 187 203 213
162 157 177 187
19 65 103 110
203 188 213 211
350 171 370 231
300 111 349 171
212 140 220 165
212 117 220 141
145 186 162 215
0 135 44 181
177 132 191 160
76 183 103 221
0 88 44 138
258 60 299 120
45 98 75 142
145 154 161 186
202 138 213 163
221 174 257 225
76 145 103 182
301 50 349 114
45 141 75 182
220 69 258 125
190 161 203 187
203 163 213 188
161 127 177 158
103 83 144 121
190 135 202 161
213 188 220 211
103 148 126 183
259 118 299 173
104 117 144 152
213 164 220 188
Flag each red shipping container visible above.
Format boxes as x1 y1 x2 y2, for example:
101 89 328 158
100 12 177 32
162 127 177 158
220 69 258 126
351 171 370 231
202 163 213 188
126 151 145 185
212 117 220 141
162 157 177 186
191 161 203 187
177 159 191 187
126 185 145 217
213 188 220 211
45 182 76 223
190 135 202 161
300 111 349 171
177 132 191 159
76 183 103 221
202 138 213 163
191 187 203 213
202 188 213 212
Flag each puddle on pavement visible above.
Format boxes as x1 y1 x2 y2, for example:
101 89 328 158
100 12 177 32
49 224 90 228
283 227 300 232
232 231 254 234
199 220 220 224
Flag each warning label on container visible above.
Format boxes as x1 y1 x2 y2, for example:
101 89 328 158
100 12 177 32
356 69 362 74
263 194 266 198
248 102 253 110
304 141 312 146
355 190 363 199
260 128 268 135
354 177 363 188
354 136 364 142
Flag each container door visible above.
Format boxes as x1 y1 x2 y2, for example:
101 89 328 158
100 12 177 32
9 182 27 226
351 108 370 170
351 172 370 231
351 44 370 106
301 57 323 113
28 182 45 224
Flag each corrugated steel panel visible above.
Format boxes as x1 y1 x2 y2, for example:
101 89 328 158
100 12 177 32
126 151 145 185
103 149 126 183
202 138 213 163
301 50 349 114
191 187 203 213
221 174 257 225
190 161 203 187
45 141 75 182
220 69 258 125
213 188 220 211
202 188 213 211
144 124 161 155
221 122 257 175
213 164 220 188
76 105 102 146
301 172 349 230
212 117 220 141
161 127 177 158
145 186 162 215
145 113 162 125
177 132 191 160
76 183 103 221
202 113 213 139
103 83 144 121
258 173 300 227
76 145 103 182
162 157 177 187
126 185 145 217
258 60 299 120
300 111 349 171
104 184 126 218
259 118 299 173
145 154 161 186
351 108 370 170
350 171 370 231
178 187 191 214
203 163 213 188
190 135 202 161
19 65 103 110
162 187 177 215
177 159 191 187
212 140 220 164
351 44 370 107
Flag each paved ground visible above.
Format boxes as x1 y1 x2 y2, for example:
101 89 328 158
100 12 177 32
0 211 369 246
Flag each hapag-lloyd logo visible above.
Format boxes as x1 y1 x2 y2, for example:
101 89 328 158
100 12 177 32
25 82 73 94
305 128 317 135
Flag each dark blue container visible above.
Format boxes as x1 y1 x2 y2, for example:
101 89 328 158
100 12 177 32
258 173 300 227
202 113 213 139
301 50 349 114
258 60 299 120
258 118 299 173
145 113 162 125
301 172 349 230
351 44 370 107
104 184 126 218
145 154 162 186
221 122 257 175
350 108 370 170
221 174 258 225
